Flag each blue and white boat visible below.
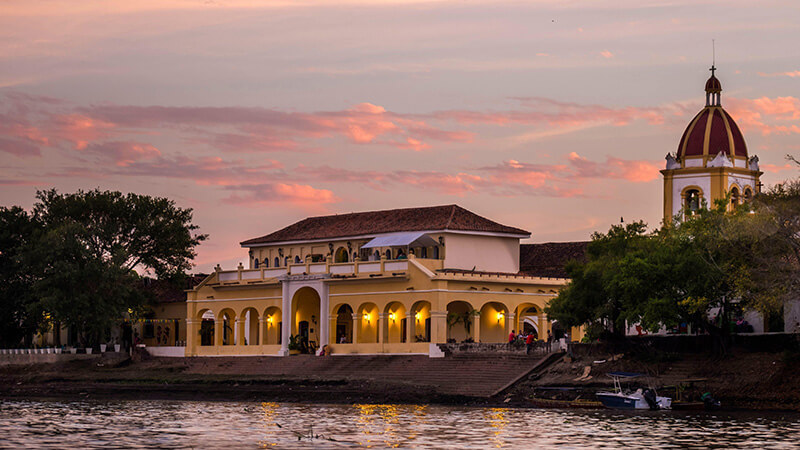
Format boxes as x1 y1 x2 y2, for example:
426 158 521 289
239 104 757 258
595 372 672 410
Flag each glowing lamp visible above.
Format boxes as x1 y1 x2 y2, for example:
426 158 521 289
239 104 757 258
267 317 273 324
415 313 421 322
363 313 370 323
389 313 396 322
497 312 505 322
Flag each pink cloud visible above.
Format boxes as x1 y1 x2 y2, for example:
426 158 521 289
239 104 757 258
761 163 796 173
758 71 800 78
0 136 42 157
224 183 339 206
84 141 161 166
726 96 800 136
600 50 614 59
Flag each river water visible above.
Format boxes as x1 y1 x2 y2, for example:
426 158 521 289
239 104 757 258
1 400 799 448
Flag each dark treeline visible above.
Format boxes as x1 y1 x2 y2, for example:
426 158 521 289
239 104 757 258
0 189 206 348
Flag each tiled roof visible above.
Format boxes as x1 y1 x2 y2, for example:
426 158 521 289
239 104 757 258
519 242 588 278
144 274 208 304
241 204 530 246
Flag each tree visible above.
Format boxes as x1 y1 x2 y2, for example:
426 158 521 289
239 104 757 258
546 221 651 339
0 207 42 347
28 189 207 346
547 189 799 349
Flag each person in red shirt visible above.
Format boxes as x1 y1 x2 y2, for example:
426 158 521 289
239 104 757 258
508 330 516 348
525 333 534 355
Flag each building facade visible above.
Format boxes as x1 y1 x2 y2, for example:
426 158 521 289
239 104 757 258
185 205 576 357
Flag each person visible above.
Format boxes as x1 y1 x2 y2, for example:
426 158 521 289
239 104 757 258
525 332 535 355
156 326 162 345
339 334 346 344
508 329 516 348
546 329 553 352
164 326 171 346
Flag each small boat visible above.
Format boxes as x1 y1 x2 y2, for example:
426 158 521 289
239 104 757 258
595 372 672 410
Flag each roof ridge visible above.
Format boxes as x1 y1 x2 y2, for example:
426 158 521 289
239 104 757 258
445 205 458 229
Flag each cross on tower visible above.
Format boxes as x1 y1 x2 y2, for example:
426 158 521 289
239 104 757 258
710 64 716 77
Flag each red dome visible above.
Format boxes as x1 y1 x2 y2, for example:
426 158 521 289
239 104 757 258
705 75 722 93
677 106 747 159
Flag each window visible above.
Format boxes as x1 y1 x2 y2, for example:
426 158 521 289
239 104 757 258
264 258 269 268
420 247 428 258
373 250 380 261
433 246 440 259
334 247 349 263
385 249 392 260
744 187 753 202
274 257 280 267
253 259 259 269
294 255 301 264
284 256 290 266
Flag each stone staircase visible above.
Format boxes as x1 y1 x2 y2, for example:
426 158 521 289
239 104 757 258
182 352 560 398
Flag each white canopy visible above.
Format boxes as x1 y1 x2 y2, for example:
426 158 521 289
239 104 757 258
360 232 438 249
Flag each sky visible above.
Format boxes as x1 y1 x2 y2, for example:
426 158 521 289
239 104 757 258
1 0 799 273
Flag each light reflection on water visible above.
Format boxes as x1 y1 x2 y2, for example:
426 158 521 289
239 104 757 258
1 400 800 448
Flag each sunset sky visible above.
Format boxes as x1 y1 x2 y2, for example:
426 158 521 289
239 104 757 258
1 0 799 273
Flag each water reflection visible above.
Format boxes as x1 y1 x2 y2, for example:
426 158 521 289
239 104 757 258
2 400 800 449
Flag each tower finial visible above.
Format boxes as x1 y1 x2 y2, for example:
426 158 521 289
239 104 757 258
710 39 716 76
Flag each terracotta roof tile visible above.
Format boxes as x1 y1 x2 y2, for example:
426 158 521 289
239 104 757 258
241 204 529 246
519 242 588 278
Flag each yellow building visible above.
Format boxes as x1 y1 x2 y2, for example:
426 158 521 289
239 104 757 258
662 65 762 222
186 205 579 357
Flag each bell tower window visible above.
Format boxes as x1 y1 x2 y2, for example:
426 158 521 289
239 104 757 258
684 188 702 217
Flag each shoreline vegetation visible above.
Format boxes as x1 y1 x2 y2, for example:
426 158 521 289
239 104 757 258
3 346 800 412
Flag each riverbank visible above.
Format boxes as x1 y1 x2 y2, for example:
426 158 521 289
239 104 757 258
2 347 800 411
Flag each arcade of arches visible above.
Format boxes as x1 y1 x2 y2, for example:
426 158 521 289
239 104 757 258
186 285 560 356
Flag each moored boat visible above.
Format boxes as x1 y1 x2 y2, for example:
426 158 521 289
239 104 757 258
596 372 672 410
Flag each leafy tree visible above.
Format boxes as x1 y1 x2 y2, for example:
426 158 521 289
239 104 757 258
548 188 799 350
0 207 42 347
28 189 207 346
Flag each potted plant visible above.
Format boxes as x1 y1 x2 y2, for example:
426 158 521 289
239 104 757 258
287 334 302 355
114 338 121 353
100 343 107 353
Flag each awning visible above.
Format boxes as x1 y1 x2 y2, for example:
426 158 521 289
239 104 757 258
360 232 438 249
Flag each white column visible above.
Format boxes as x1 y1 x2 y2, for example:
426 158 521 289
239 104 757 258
379 313 386 348
280 281 291 356
257 317 265 346
319 282 329 351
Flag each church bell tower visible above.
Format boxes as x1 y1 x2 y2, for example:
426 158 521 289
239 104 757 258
661 66 762 222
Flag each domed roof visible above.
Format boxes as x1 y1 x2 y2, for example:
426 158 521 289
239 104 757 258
705 75 721 93
676 68 747 160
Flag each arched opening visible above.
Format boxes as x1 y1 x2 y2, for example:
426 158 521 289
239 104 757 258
420 247 428 258
515 304 540 340
744 187 753 202
730 186 740 209
479 301 509 343
284 256 290 266
294 255 301 264
684 188 702 216
263 306 281 345
334 304 354 344
218 309 236 346
241 307 259 345
199 309 215 346
357 302 379 343
433 246 440 259
274 257 280 267
335 247 349 263
291 287 321 354
263 258 269 268
410 301 431 342
253 259 259 269
385 249 392 260
384 302 407 343
447 300 476 343
371 250 380 261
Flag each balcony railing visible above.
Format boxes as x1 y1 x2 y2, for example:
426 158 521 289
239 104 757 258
212 257 436 285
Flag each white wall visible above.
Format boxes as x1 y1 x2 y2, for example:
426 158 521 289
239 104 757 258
442 233 519 273
671 173 712 217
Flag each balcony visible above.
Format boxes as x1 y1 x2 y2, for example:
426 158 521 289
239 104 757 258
209 256 442 286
